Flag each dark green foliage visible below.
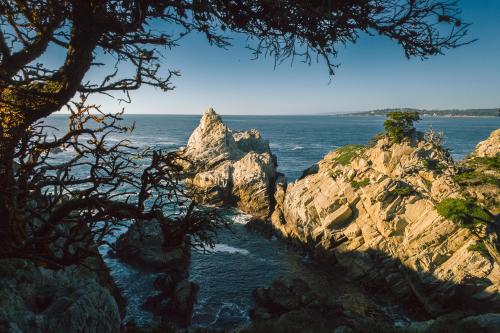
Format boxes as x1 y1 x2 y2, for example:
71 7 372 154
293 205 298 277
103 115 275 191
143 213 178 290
423 159 447 173
468 241 488 255
436 198 492 230
468 156 500 171
391 184 414 196
351 178 370 189
333 145 365 166
454 170 499 187
422 178 432 189
383 111 421 143
454 155 500 189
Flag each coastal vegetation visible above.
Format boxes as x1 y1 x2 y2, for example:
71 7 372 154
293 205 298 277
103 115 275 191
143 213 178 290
383 111 421 143
391 183 415 197
454 170 499 187
422 158 447 173
436 198 493 230
332 144 365 166
350 178 370 189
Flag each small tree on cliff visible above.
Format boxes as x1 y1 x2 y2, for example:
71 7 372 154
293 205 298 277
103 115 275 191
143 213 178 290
0 1 472 264
384 111 421 143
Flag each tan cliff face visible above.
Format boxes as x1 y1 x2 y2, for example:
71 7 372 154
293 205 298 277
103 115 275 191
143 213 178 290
179 108 277 219
271 132 500 315
457 129 500 214
472 129 500 158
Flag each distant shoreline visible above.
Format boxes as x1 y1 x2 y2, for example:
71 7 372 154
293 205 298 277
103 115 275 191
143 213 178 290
335 108 499 118
49 109 500 117
332 114 499 119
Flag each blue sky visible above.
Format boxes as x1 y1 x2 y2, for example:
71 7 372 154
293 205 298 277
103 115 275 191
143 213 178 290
77 1 500 115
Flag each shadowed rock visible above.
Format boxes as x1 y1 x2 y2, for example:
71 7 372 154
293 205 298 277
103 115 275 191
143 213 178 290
0 259 121 333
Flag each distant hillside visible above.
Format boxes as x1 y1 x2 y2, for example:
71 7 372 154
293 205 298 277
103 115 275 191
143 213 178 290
339 108 499 117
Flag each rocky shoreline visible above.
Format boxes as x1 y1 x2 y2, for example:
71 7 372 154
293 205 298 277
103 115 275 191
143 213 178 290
178 109 500 331
1 109 498 332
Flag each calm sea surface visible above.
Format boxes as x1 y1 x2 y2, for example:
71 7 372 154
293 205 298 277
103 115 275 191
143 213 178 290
45 115 500 328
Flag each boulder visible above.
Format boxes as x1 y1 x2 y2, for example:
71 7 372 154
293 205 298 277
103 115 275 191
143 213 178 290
143 278 199 328
0 259 121 333
180 108 277 219
115 219 198 326
115 219 189 273
249 279 366 333
471 129 500 158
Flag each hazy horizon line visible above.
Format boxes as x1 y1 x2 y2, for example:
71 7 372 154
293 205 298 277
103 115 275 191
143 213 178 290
52 106 500 116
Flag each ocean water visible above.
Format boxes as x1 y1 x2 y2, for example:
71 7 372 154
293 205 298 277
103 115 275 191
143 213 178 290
44 114 499 328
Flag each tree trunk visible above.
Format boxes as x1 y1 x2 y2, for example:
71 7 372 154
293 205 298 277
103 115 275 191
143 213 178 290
0 115 28 256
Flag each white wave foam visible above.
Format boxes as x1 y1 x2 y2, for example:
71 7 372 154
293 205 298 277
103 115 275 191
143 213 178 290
209 302 249 326
269 143 280 149
212 244 250 255
229 212 253 225
291 145 304 150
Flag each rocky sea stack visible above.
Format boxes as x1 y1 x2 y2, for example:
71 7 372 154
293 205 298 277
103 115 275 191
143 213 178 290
179 108 278 219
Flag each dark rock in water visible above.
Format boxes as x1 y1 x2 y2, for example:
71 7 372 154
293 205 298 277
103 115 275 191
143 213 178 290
0 259 121 333
142 278 199 328
116 219 199 327
245 217 275 239
172 280 200 324
154 274 180 294
249 279 347 333
265 280 301 313
115 219 189 273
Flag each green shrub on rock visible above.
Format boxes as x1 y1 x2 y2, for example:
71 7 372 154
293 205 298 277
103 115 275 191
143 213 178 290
383 111 420 143
436 198 492 230
454 170 499 187
351 178 370 189
391 184 414 196
423 159 447 173
468 240 489 255
333 145 365 166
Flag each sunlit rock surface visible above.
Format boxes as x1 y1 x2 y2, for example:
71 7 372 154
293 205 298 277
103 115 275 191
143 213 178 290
472 129 500 158
180 108 277 219
271 131 500 315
